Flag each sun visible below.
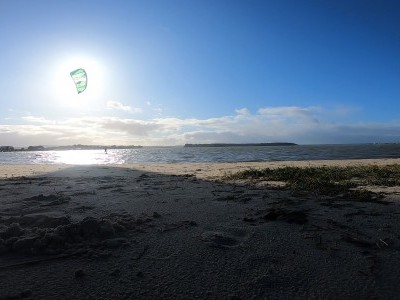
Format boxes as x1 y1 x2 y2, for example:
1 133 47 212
52 55 105 108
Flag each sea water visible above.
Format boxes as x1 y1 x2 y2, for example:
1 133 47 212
0 144 399 165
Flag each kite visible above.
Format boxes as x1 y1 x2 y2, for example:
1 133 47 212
70 68 87 94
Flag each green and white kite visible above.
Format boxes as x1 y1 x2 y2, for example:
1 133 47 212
70 68 87 94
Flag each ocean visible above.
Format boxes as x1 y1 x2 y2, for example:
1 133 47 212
0 144 399 165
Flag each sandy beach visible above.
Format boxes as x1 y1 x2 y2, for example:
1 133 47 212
1 159 400 299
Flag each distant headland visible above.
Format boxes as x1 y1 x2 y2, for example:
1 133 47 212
184 142 297 147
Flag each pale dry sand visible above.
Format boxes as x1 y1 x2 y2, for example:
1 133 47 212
0 159 400 299
1 157 400 179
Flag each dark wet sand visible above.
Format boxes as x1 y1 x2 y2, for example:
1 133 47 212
1 160 400 299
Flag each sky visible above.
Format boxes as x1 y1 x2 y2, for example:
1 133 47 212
1 0 399 147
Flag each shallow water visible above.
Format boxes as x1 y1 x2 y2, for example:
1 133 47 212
1 144 399 165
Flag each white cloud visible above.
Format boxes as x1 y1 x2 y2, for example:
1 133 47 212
257 106 319 123
99 118 162 136
106 100 142 113
1 106 399 146
22 116 54 124
235 108 250 115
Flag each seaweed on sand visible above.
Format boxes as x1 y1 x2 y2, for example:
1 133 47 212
224 164 400 202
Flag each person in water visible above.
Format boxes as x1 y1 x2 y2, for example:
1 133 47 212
105 147 107 154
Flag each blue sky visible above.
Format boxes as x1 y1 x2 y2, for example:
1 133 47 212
1 0 399 146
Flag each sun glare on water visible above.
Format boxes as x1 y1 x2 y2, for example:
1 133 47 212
52 150 121 165
53 56 105 108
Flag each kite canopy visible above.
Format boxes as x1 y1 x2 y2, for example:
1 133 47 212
70 68 87 94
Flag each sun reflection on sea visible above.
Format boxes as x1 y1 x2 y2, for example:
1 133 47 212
38 150 124 165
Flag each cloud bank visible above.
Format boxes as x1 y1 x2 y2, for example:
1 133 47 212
1 106 399 147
